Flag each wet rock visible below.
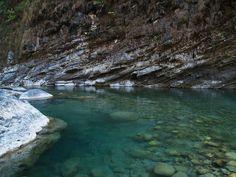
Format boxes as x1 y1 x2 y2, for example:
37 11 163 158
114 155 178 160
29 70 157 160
228 161 236 168
197 167 210 175
133 133 153 142
61 157 80 177
226 152 236 161
19 89 53 100
74 174 89 177
148 140 158 146
109 111 138 122
130 148 152 160
0 89 22 97
229 173 236 177
139 173 149 177
11 87 27 92
7 50 16 64
204 141 220 147
174 166 188 173
40 117 67 134
110 80 135 88
153 162 176 176
172 171 188 177
91 166 114 177
227 166 236 173
199 173 215 177
55 81 76 87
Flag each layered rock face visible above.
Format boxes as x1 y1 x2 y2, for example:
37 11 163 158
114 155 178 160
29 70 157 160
0 0 235 88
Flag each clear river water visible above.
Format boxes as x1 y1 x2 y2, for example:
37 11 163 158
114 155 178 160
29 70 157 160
15 87 236 177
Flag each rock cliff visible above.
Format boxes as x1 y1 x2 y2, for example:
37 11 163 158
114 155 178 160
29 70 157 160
0 0 235 88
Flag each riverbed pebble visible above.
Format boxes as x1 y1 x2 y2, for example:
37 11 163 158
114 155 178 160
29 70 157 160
153 162 175 176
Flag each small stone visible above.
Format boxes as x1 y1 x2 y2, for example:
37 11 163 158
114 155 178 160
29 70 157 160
172 130 179 134
153 162 175 176
143 134 153 141
154 125 161 130
203 160 211 165
74 175 89 177
226 152 236 161
191 159 201 165
148 140 158 146
139 173 149 177
130 148 152 159
221 168 230 175
197 167 210 175
199 173 215 177
227 166 236 173
61 157 80 177
229 173 236 177
175 166 188 172
91 169 104 177
133 133 153 142
167 149 180 156
172 171 188 177
91 166 113 177
228 161 236 167
213 159 225 167
204 141 220 147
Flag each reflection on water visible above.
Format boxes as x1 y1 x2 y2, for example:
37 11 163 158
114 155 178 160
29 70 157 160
15 87 236 177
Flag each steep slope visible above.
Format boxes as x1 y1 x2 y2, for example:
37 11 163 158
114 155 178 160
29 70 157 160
0 0 236 88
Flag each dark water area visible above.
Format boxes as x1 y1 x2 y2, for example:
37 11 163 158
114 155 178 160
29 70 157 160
15 87 236 177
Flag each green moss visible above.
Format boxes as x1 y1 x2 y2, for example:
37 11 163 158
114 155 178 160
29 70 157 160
93 0 104 5
0 0 29 22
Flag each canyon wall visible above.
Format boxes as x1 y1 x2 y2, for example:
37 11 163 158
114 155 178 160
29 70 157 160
0 0 235 88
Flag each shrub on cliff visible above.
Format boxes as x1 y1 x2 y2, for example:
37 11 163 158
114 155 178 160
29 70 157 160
0 0 29 22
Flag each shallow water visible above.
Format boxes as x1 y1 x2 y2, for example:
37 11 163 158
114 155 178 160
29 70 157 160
15 87 236 177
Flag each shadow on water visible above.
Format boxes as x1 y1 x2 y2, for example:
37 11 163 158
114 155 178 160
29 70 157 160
14 87 236 177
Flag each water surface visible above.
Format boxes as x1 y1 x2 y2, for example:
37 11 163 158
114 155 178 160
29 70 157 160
15 87 236 177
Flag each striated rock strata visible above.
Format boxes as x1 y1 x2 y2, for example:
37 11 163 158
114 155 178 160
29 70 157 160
0 0 235 88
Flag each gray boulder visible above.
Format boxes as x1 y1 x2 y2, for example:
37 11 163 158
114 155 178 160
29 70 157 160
19 89 53 100
7 50 16 64
0 96 49 157
0 89 22 97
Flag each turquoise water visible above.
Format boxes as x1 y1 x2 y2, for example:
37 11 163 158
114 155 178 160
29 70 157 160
15 88 236 177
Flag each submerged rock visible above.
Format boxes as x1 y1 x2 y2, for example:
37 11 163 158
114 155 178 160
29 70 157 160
172 171 188 177
130 148 152 160
19 89 53 100
91 166 114 177
61 157 80 177
109 111 138 122
198 173 216 177
226 152 236 161
153 162 175 176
